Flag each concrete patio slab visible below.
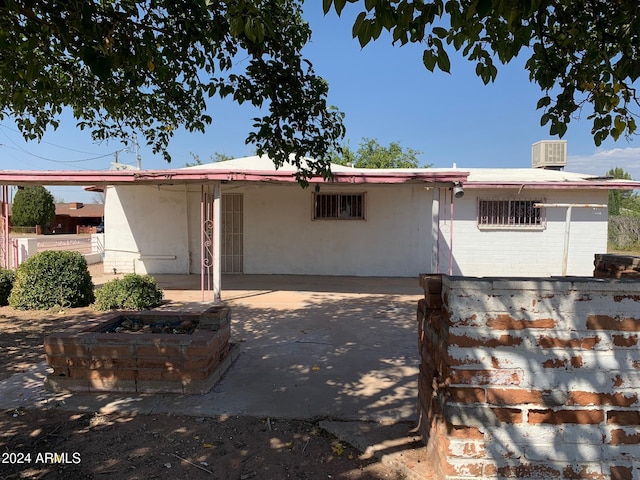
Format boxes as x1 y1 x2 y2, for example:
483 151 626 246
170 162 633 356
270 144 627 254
0 275 422 423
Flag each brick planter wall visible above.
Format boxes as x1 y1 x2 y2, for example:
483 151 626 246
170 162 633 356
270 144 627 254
44 306 235 394
595 254 640 279
417 274 640 479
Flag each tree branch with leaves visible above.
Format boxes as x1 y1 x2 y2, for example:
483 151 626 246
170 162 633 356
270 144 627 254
0 0 345 183
324 0 640 145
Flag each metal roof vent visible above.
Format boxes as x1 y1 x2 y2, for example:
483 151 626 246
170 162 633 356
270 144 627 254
532 140 567 170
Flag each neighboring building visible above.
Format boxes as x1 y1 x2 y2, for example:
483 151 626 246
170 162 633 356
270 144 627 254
101 152 638 279
5 201 103 234
53 202 104 234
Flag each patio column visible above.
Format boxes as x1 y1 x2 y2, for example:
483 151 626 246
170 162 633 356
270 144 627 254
431 187 440 273
200 182 222 302
212 182 221 301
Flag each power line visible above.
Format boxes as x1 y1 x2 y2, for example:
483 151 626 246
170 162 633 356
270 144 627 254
0 123 124 156
0 124 128 165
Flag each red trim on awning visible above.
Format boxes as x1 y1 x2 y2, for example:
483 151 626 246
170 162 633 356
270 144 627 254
0 169 469 186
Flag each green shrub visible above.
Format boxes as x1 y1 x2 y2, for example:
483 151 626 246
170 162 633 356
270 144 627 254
94 274 163 311
9 251 95 310
0 269 16 306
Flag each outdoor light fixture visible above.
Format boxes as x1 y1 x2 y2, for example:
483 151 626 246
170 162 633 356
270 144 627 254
314 184 320 193
453 182 464 198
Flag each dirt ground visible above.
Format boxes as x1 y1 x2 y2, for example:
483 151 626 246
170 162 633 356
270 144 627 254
0 278 424 479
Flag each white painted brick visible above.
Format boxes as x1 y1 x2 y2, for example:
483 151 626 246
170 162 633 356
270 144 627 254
561 425 607 444
486 425 559 446
609 371 640 389
446 440 486 457
563 463 604 477
523 442 602 462
600 443 640 461
484 440 526 459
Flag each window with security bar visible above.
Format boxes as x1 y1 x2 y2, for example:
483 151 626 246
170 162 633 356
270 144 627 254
313 193 366 220
477 198 545 229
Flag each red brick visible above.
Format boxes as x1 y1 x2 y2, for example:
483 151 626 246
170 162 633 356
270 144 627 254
528 409 604 424
610 465 633 480
487 315 557 329
563 465 606 479
46 354 70 368
494 464 561 478
185 337 220 357
69 367 137 381
487 388 543 405
609 429 640 444
568 391 638 407
44 341 89 357
446 425 484 440
135 357 182 369
608 410 640 425
586 315 640 332
612 335 638 347
537 336 601 349
443 460 484 477
448 333 522 348
570 356 584 368
89 344 134 358
450 369 521 386
135 345 182 358
89 377 137 392
137 368 186 382
543 358 568 368
183 355 217 370
449 387 486 403
491 407 522 423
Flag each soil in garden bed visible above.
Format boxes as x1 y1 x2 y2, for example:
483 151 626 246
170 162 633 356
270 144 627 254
102 316 199 335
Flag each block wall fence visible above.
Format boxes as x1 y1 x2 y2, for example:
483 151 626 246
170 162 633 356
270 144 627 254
417 274 640 479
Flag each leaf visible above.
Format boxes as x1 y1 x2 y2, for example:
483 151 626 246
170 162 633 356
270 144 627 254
536 96 551 109
334 0 348 15
436 49 451 73
422 50 437 71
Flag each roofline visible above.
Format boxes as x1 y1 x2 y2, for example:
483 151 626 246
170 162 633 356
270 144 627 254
0 169 637 190
0 169 469 186
465 181 640 190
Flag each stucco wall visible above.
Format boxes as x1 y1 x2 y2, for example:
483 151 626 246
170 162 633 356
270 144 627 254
104 183 609 277
417 274 640 479
438 189 608 277
221 184 431 277
104 185 191 274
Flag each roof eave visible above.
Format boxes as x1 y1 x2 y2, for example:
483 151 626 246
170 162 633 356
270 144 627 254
0 169 470 186
465 181 640 190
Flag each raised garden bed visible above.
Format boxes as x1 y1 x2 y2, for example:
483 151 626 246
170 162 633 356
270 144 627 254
44 305 236 394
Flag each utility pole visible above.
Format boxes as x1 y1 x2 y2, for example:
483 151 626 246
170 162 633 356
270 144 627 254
134 134 142 170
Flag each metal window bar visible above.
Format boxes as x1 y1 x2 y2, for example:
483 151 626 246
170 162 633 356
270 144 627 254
478 199 543 227
314 193 365 220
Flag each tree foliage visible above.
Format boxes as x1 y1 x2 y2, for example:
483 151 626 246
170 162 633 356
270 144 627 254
330 137 428 168
324 0 640 146
185 152 234 167
11 185 56 229
606 167 639 216
0 0 345 183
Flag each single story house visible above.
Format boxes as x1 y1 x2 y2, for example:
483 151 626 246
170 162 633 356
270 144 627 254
100 155 636 280
1 144 638 300
53 202 104 234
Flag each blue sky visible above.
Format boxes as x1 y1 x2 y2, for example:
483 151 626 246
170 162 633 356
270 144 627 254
1 3 639 202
